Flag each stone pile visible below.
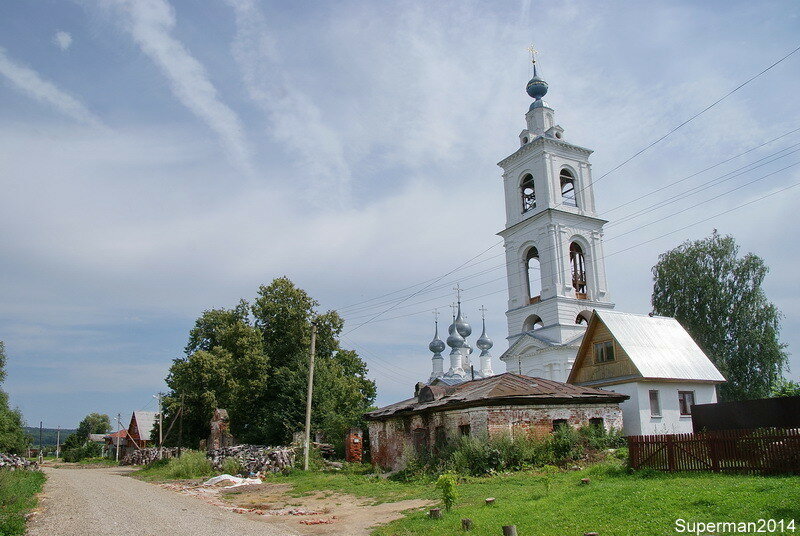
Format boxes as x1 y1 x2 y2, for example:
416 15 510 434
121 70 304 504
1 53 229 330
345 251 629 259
121 447 180 466
313 442 336 459
0 453 37 470
207 445 295 474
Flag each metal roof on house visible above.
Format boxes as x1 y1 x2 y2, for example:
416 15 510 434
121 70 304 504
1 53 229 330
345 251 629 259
87 434 106 442
130 411 158 440
584 310 725 382
365 372 628 420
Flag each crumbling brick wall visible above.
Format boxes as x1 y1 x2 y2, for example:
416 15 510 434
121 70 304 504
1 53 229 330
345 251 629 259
368 403 623 471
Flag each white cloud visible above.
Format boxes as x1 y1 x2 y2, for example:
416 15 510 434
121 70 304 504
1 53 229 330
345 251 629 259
105 0 254 177
224 0 352 204
0 47 100 125
53 30 73 51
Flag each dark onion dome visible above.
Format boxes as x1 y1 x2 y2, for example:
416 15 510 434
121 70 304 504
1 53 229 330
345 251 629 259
526 75 548 100
429 322 446 354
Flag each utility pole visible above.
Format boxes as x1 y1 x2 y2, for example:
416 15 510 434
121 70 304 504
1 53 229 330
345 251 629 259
178 394 184 458
38 421 43 460
154 393 163 459
115 413 122 462
56 426 61 459
303 321 317 471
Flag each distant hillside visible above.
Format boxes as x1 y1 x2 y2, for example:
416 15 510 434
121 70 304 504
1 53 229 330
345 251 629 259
24 427 77 447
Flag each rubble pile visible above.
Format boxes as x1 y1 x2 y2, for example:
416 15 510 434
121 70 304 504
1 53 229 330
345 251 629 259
207 445 296 474
313 442 336 459
0 453 38 470
121 447 180 466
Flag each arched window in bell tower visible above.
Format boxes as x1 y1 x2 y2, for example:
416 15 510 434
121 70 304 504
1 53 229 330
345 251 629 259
570 242 587 299
521 174 536 213
560 169 577 207
525 247 541 304
523 314 544 332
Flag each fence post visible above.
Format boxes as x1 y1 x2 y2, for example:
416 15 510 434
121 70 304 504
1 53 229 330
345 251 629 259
666 435 675 472
708 433 719 473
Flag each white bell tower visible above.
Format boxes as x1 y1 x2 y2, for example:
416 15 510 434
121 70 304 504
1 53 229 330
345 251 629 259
497 52 614 382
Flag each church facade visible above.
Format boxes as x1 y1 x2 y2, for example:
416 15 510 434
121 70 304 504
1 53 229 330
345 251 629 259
497 61 615 382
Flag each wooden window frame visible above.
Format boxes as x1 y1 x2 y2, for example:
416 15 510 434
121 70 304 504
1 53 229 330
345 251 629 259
649 390 661 417
678 390 695 416
593 340 615 363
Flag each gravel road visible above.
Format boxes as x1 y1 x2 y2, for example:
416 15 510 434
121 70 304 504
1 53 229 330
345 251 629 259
28 466 298 536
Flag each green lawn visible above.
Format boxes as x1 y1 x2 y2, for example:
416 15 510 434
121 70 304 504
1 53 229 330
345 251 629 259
0 469 46 536
264 461 800 536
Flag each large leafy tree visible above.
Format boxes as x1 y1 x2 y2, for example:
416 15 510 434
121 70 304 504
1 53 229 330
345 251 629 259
76 413 111 438
651 231 787 400
0 341 29 453
164 278 376 451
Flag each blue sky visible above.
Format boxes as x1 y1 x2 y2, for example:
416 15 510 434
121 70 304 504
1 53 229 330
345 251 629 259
1 0 799 429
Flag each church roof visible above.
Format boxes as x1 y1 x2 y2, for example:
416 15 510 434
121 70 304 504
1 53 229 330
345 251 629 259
499 330 584 363
365 372 627 420
568 310 726 384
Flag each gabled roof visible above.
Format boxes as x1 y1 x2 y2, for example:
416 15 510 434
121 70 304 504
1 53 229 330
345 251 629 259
365 372 628 420
129 411 157 441
499 330 584 362
87 434 106 442
568 310 725 384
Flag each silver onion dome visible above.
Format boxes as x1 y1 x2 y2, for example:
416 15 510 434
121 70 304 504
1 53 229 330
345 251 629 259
476 317 493 351
429 322 446 354
446 317 465 349
454 302 472 338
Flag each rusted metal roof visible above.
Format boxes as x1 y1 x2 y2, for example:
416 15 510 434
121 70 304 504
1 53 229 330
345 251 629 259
365 372 627 420
593 310 725 382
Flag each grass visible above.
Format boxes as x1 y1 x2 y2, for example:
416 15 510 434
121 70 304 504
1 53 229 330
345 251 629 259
0 470 46 536
259 460 800 536
133 451 216 481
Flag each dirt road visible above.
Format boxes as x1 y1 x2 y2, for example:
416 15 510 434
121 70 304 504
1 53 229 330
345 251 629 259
28 466 299 536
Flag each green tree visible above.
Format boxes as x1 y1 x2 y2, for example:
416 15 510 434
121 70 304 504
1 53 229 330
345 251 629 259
76 413 111 439
769 378 800 398
0 342 29 454
163 277 376 452
651 231 787 400
252 278 376 450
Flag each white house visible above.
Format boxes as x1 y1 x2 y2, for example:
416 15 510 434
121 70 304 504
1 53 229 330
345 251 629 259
567 310 726 435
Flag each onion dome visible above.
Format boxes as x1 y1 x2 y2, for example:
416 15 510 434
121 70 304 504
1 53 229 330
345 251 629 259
454 301 472 338
476 317 493 352
446 316 465 349
526 75 548 101
429 322 446 354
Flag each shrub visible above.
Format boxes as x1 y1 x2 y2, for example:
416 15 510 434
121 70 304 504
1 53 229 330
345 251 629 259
221 456 244 476
435 472 458 511
158 451 214 479
62 441 102 462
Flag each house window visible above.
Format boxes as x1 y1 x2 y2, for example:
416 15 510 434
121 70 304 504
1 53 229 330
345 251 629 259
412 428 428 455
435 426 446 449
459 424 471 437
589 418 604 429
521 174 536 213
678 391 695 416
560 169 577 207
649 390 661 417
552 419 568 432
594 341 614 363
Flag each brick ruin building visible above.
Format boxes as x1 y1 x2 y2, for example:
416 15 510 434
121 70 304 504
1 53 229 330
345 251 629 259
365 372 627 471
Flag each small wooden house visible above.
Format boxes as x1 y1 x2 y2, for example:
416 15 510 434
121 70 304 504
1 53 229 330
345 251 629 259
567 310 725 435
124 411 157 456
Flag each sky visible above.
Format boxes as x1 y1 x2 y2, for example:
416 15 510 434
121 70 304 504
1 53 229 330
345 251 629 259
1 0 799 430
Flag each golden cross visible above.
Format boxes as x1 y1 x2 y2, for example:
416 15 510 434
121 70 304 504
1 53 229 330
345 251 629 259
527 44 538 64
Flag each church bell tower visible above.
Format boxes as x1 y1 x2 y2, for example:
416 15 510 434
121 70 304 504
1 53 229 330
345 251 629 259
497 53 614 381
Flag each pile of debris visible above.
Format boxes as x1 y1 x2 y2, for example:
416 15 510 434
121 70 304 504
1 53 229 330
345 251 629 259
313 442 336 459
207 445 295 474
0 453 38 470
121 447 180 466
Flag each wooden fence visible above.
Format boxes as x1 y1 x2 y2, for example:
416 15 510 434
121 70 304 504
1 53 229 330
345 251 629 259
628 428 800 474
